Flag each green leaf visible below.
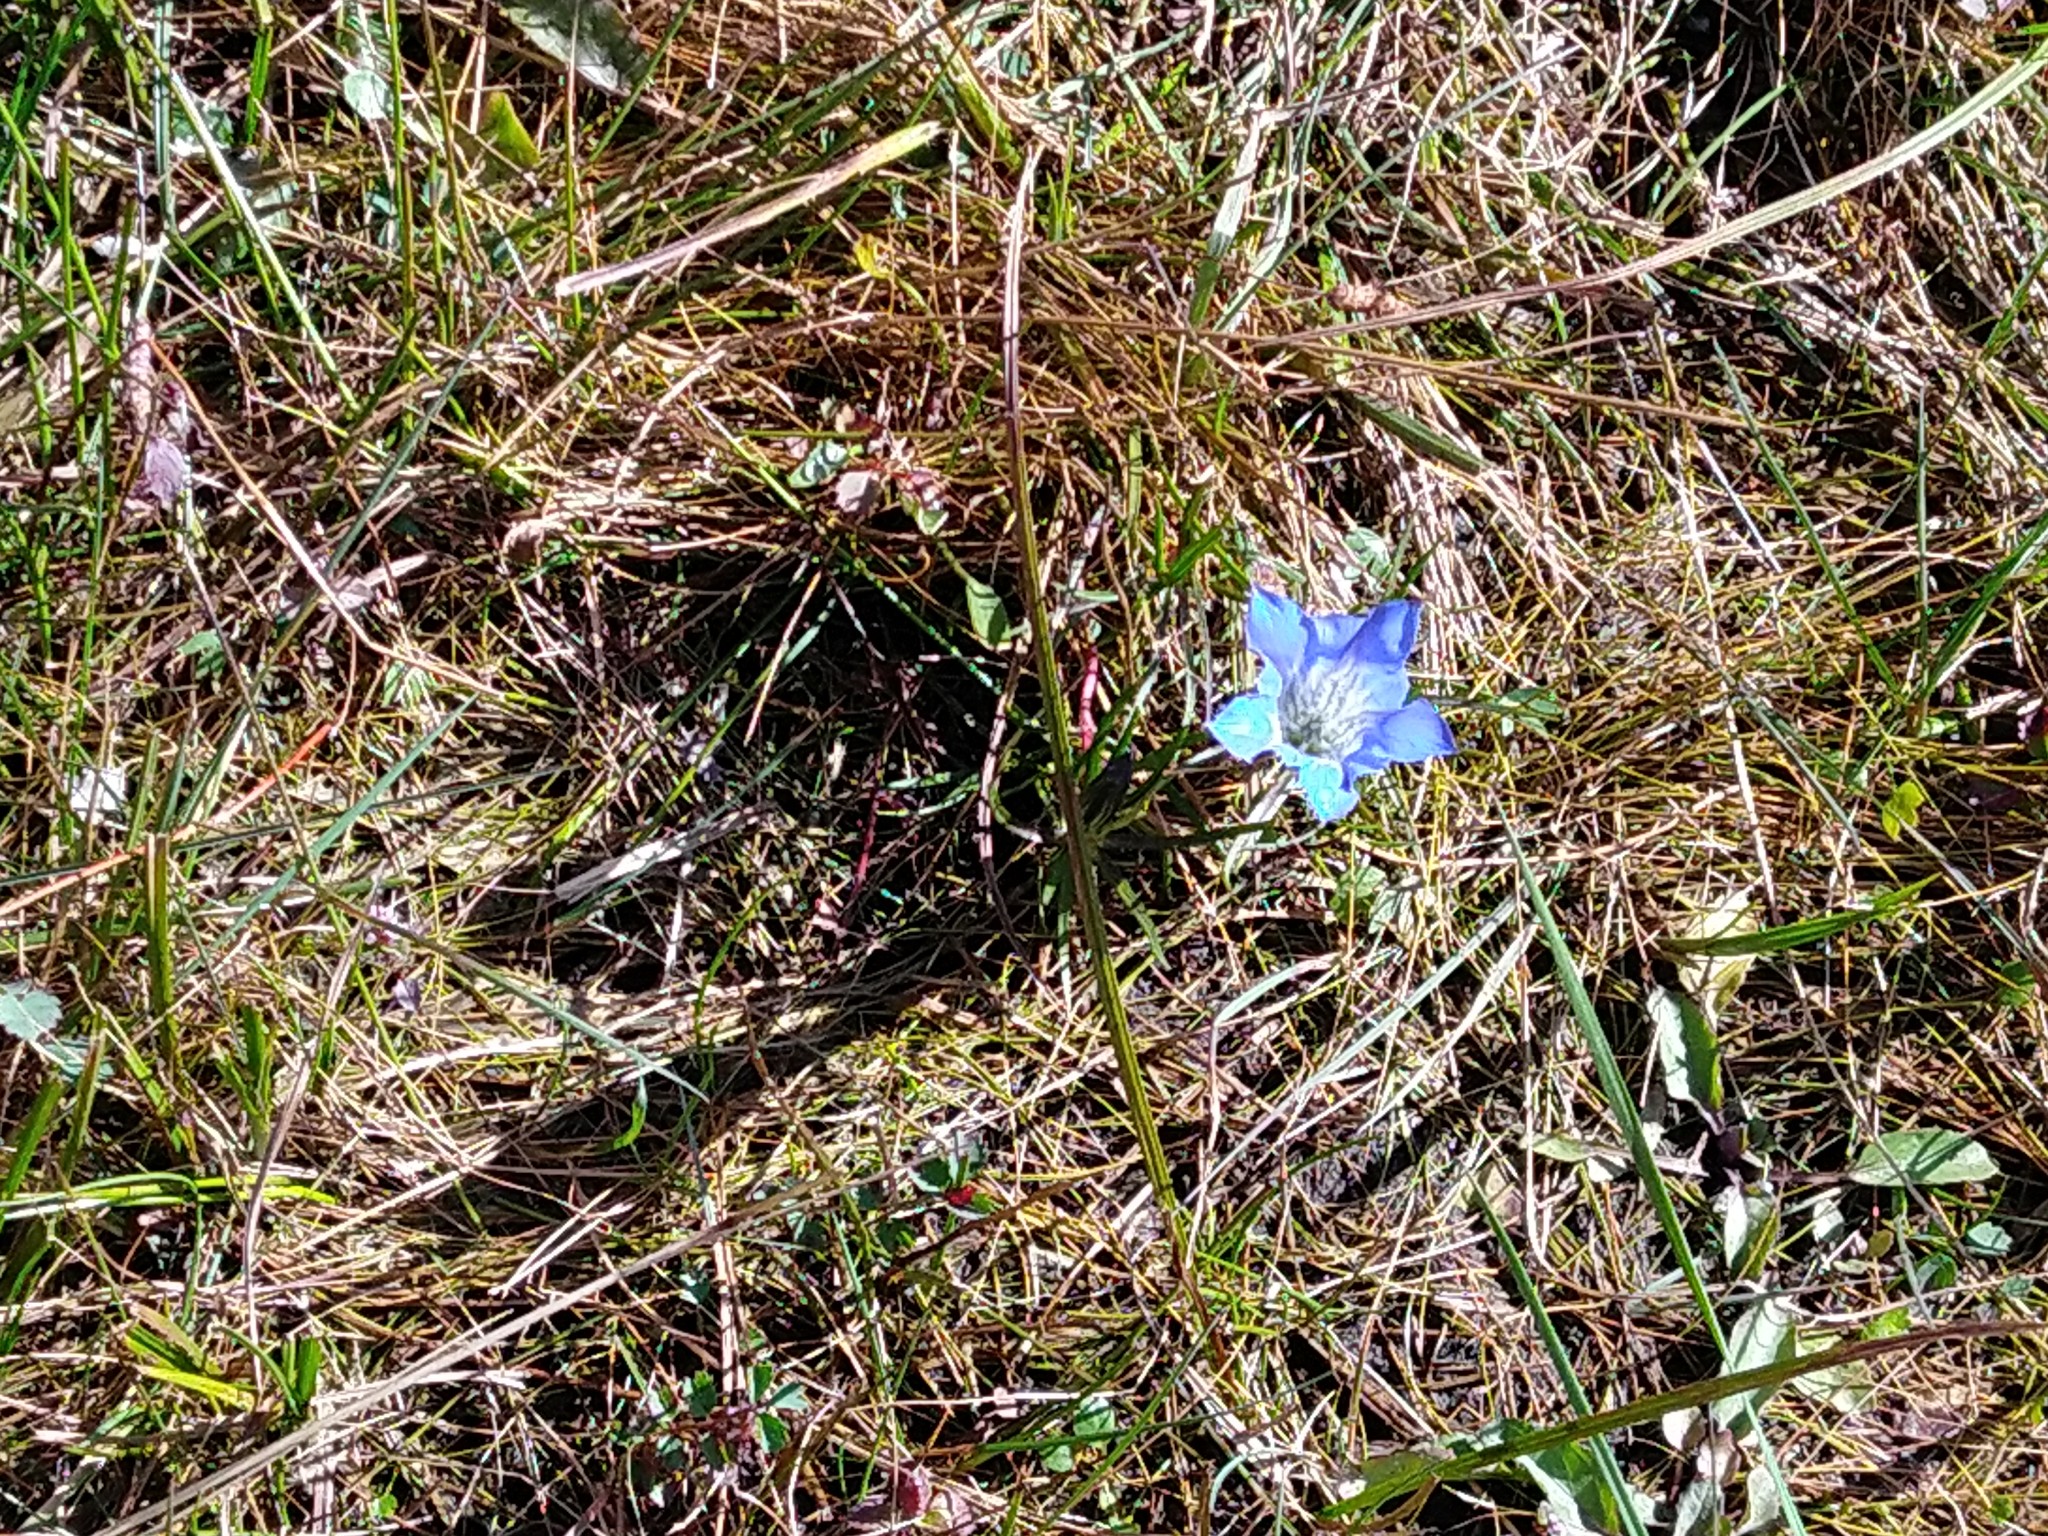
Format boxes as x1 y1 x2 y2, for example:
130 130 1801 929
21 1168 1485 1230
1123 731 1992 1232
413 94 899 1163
1670 890 1755 1019
479 92 540 170
1647 985 1721 1113
341 67 394 121
0 982 100 1084
1494 685 1565 737
684 1370 717 1416
1331 863 1408 931
788 439 849 488
1352 397 1490 474
1964 1221 2013 1258
1343 526 1396 582
1322 1448 1451 1516
134 1362 257 1409
1527 1132 1629 1182
336 1 395 121
1879 778 1926 839
1517 1436 1656 1536
963 575 1010 647
501 0 648 94
1658 880 1932 958
1717 1186 1777 1280
0 983 61 1046
176 628 224 659
1862 1307 1910 1340
1073 1395 1116 1439
1037 1397 1115 1476
1993 960 2036 1010
1786 1335 1872 1414
1670 1476 1722 1536
1712 1298 1798 1435
1847 1129 1998 1187
167 97 234 160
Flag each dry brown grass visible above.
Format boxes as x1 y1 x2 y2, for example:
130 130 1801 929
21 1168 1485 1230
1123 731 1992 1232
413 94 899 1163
0 0 2044 1532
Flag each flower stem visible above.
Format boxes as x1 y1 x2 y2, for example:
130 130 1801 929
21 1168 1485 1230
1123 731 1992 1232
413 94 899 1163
1000 150 1178 1226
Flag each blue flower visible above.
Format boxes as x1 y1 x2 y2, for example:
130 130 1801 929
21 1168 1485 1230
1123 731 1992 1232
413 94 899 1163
1206 587 1455 822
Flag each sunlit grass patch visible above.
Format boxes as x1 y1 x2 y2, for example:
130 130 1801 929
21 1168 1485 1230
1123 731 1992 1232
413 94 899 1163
0 0 2045 1531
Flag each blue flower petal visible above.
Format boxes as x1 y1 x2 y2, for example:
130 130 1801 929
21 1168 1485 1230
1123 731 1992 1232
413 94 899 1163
1207 691 1280 762
1343 738 1392 785
1245 588 1308 673
1293 756 1359 822
1340 600 1421 668
1304 609 1370 664
1374 699 1456 763
1353 658 1412 714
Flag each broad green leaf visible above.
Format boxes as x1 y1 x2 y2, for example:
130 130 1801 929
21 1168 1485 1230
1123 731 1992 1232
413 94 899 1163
1716 1186 1777 1279
1736 1463 1781 1536
1517 1437 1656 1536
337 1 395 121
1073 1395 1116 1439
1717 1186 1752 1273
1671 889 1754 1019
1495 685 1565 737
1993 960 2035 1010
0 982 100 1084
479 92 540 170
176 628 224 660
685 1370 717 1416
167 97 234 160
1647 985 1721 1112
1343 526 1396 583
1527 1132 1629 1182
0 983 61 1046
502 0 648 94
1713 1298 1798 1435
788 438 849 488
1736 1195 1778 1281
1847 1129 1998 1188
1331 862 1409 931
963 575 1009 647
341 67 394 121
1964 1220 2013 1258
1786 1334 1872 1413
1671 1476 1722 1536
1879 778 1925 839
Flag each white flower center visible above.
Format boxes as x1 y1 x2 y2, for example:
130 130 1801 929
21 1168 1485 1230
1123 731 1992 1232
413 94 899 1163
1279 662 1384 760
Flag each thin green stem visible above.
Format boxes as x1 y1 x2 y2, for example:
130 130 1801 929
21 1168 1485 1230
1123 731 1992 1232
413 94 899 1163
999 149 1176 1219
